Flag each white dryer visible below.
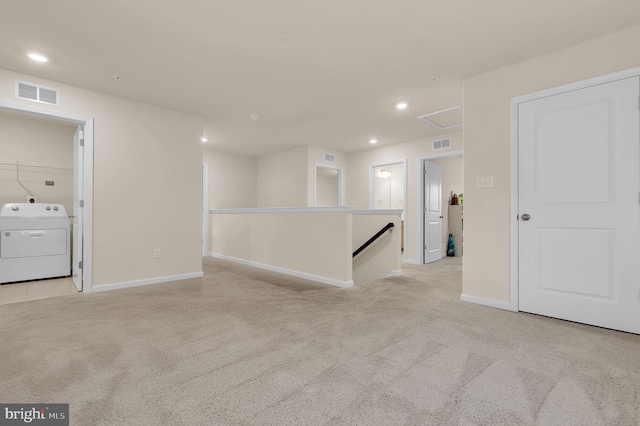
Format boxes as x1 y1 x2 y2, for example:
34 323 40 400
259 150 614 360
0 203 71 284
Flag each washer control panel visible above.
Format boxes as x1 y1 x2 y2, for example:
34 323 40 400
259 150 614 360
0 203 68 218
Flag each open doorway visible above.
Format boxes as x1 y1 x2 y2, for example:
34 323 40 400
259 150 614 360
420 151 463 263
314 164 342 206
369 160 407 253
0 101 94 294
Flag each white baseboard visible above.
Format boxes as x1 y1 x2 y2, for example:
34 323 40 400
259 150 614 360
208 252 354 288
460 293 516 312
403 259 420 265
388 269 403 277
91 271 204 293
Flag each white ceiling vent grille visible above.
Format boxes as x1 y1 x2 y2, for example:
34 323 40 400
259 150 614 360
324 153 335 163
432 138 452 151
15 81 59 105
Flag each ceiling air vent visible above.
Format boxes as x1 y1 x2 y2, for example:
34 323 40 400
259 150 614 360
324 153 335 163
433 138 452 151
15 81 59 105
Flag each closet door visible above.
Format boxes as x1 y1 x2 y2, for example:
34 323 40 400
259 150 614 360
518 76 640 333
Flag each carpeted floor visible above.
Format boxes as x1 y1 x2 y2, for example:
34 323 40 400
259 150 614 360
0 257 639 425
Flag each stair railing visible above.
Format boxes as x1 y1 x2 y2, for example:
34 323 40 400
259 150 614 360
352 222 394 259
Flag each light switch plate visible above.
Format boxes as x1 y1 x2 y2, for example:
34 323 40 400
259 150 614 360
476 176 494 188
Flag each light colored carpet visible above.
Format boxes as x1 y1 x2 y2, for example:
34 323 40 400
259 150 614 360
0 257 639 425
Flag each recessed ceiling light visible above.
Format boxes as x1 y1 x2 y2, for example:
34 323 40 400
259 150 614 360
396 102 408 110
369 139 378 144
27 53 48 63
249 114 259 120
201 137 208 142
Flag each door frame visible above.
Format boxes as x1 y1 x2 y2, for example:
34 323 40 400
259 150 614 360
202 163 209 256
369 159 407 260
509 66 640 312
418 150 464 264
314 163 343 206
0 100 94 293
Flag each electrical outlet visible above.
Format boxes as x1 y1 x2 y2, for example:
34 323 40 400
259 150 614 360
153 248 161 259
475 176 494 188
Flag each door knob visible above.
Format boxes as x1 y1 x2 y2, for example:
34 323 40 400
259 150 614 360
521 213 531 221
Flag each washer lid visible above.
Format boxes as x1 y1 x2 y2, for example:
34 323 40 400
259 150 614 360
0 203 68 218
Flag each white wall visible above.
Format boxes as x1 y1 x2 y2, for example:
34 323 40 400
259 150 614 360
257 146 308 207
209 208 353 287
0 68 204 288
257 145 346 208
463 25 640 302
346 133 463 263
203 148 257 209
0 110 76 212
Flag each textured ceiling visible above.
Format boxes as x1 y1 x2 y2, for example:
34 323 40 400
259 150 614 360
1 0 639 156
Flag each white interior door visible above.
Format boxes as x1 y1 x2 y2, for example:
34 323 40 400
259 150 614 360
424 160 442 263
518 76 640 333
72 125 83 292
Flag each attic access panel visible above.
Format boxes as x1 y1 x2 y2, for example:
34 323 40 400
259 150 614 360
418 106 462 130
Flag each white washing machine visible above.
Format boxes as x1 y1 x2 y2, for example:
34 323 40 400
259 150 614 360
0 203 71 284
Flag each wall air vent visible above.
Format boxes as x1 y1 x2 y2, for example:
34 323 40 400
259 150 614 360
324 153 335 163
15 81 59 105
432 137 452 151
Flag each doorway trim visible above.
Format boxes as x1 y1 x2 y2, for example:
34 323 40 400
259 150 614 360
202 164 209 256
509 66 640 312
0 100 94 293
418 150 464 264
314 163 343 206
369 159 407 261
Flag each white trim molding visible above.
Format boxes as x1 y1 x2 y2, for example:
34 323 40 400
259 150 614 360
353 209 404 215
0 100 94 294
202 163 209 257
460 294 516 312
509 91 521 312
210 206 353 214
91 271 204 293
388 269 404 277
209 253 354 288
